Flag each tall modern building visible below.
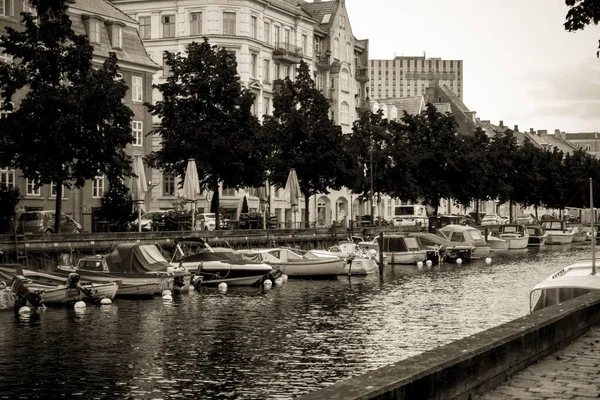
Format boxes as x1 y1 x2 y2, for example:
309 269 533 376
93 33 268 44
369 55 463 101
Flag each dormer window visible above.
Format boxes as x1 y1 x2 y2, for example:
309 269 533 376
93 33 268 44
85 18 102 44
112 26 123 49
106 22 124 49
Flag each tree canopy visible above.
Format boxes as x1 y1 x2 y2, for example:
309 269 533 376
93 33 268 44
0 0 134 232
262 60 351 227
147 39 266 229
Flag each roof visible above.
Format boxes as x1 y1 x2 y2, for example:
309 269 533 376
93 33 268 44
564 132 600 141
70 0 137 24
300 0 338 32
376 96 425 116
69 3 160 70
437 84 470 115
431 102 451 114
271 0 315 19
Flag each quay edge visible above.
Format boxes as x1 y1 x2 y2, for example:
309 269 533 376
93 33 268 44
296 291 600 400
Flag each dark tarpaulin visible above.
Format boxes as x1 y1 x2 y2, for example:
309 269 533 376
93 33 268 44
105 244 171 273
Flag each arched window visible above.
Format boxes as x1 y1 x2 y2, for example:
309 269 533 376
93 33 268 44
333 38 340 59
340 68 349 92
341 102 349 125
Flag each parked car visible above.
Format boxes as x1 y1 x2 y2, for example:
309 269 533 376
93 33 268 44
15 210 82 234
196 213 216 231
516 214 538 225
131 211 167 232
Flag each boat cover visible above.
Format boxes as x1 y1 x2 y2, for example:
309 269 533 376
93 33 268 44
531 275 600 292
105 244 171 273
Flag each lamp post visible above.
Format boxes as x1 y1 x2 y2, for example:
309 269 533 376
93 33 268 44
370 144 374 227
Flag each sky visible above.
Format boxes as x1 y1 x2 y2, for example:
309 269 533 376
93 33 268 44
344 0 600 133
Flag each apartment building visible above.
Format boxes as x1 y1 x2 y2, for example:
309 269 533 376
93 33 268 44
0 0 159 232
369 55 463 101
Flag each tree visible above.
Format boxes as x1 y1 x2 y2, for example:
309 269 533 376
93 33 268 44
398 104 461 214
0 186 20 233
262 60 351 227
563 0 600 54
512 138 547 217
148 39 266 230
0 0 134 233
98 181 135 232
344 110 394 220
241 195 249 214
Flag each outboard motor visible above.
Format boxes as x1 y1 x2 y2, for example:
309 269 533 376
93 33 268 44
10 275 44 310
66 273 81 289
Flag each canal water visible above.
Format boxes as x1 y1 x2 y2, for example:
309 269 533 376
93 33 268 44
0 244 592 399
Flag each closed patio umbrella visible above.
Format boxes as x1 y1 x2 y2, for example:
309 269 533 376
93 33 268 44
285 169 300 228
182 158 201 230
132 155 148 233
257 180 269 229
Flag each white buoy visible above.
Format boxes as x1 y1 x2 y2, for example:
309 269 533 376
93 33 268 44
263 279 273 290
426 260 433 267
456 258 463 265
100 298 112 305
485 257 492 264
218 282 228 292
162 294 173 301
18 306 31 315
162 289 172 297
417 261 424 268
74 301 86 309
275 277 283 286
281 274 288 282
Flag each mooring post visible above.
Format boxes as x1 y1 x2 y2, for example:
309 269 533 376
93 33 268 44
378 231 384 277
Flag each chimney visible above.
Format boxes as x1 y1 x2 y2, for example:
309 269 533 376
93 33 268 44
529 128 534 134
554 129 562 139
514 125 519 131
499 120 504 128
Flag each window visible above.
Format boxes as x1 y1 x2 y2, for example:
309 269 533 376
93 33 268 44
314 36 320 54
222 186 236 196
274 62 280 80
190 12 202 35
340 102 349 125
51 183 65 198
333 38 340 59
92 177 105 198
250 53 258 78
340 69 349 92
132 121 143 146
250 15 257 39
346 42 351 62
263 97 270 116
285 65 291 79
26 179 40 196
162 15 175 38
0 100 11 119
88 19 101 43
302 34 307 55
111 25 123 49
274 25 280 45
163 56 172 77
0 168 15 189
316 74 323 91
139 16 151 39
0 0 13 17
163 173 175 196
283 29 290 45
223 12 236 35
132 76 143 102
264 21 270 44
262 59 270 82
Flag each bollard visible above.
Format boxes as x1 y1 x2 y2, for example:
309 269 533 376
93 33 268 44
378 232 384 277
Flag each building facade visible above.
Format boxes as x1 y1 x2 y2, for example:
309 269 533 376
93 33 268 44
369 56 463 102
0 0 159 232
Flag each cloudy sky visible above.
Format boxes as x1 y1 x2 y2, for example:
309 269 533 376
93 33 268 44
345 0 600 133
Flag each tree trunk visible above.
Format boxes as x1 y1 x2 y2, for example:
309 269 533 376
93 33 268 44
475 199 480 225
211 179 220 230
54 182 63 233
304 192 310 229
534 205 538 219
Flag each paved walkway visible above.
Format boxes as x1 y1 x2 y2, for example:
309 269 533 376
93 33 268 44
479 326 600 399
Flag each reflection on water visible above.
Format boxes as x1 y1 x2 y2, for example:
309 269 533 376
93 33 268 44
0 244 591 399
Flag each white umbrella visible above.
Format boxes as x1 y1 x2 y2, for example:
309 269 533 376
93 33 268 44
182 158 201 230
131 155 148 232
285 169 300 228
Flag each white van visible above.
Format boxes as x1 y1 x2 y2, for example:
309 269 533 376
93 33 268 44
196 213 216 231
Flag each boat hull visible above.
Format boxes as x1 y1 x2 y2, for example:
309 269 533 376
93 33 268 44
528 235 547 247
278 258 345 278
503 236 529 249
341 258 378 275
488 238 509 251
546 232 574 245
196 274 267 287
0 287 14 311
472 245 491 259
384 251 427 265
29 282 119 305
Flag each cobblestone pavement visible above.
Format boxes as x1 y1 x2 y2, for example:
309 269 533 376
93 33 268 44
479 326 600 399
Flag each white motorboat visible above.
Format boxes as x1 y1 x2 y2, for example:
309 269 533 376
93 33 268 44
439 225 491 259
311 244 378 275
498 224 530 249
526 225 548 247
542 219 575 245
241 248 345 278
486 233 509 251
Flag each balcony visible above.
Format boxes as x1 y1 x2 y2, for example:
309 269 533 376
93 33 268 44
273 42 303 64
315 51 331 70
355 66 369 82
355 97 370 114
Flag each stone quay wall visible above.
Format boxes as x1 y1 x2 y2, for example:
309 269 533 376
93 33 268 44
297 291 600 400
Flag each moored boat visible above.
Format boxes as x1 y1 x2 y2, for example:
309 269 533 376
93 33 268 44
498 224 530 249
375 235 427 265
0 280 14 311
408 232 474 263
310 245 378 275
241 248 345 278
526 225 547 247
438 224 491 259
541 219 575 245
